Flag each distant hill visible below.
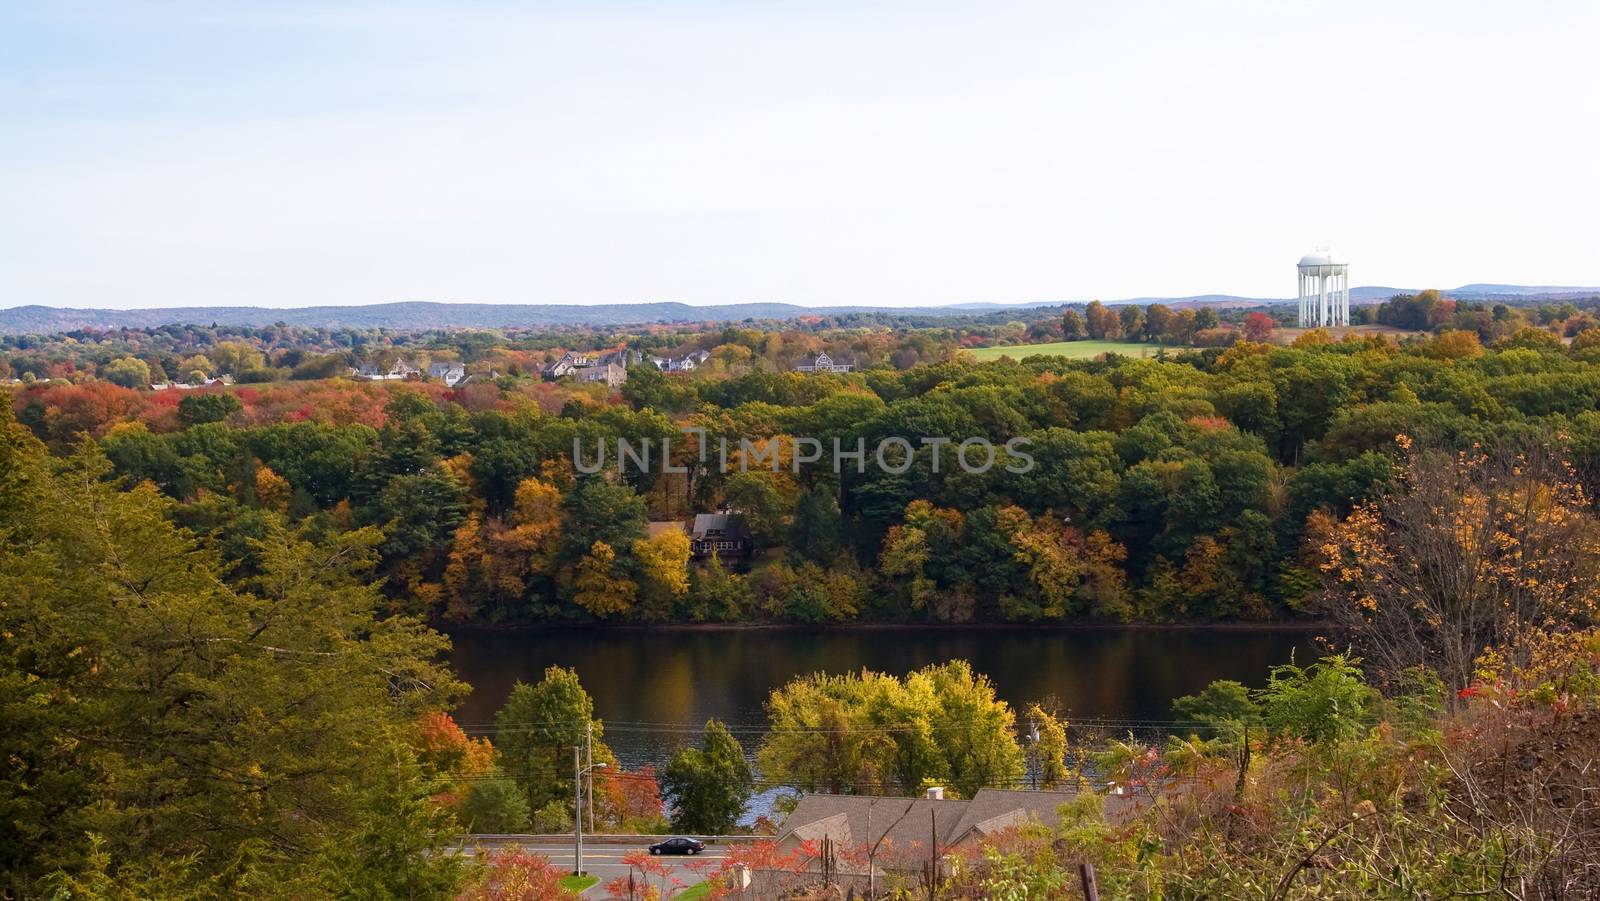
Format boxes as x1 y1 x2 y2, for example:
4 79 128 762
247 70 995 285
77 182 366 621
1450 284 1600 298
0 300 1077 334
2 285 1595 334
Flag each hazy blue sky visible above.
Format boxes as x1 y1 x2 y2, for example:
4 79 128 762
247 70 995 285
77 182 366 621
3 0 1596 309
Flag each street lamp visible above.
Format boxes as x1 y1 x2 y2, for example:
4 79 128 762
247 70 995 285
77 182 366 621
574 748 607 876
1026 715 1041 790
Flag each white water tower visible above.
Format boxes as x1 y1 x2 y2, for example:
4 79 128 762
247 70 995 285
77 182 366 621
1297 249 1350 327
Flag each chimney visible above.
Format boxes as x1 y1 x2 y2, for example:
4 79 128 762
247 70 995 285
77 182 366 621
925 786 944 800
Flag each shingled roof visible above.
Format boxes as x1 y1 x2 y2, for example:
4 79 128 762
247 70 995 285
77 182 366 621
773 786 1117 857
776 794 972 852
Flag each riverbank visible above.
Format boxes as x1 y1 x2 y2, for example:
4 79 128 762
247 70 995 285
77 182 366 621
441 618 1333 636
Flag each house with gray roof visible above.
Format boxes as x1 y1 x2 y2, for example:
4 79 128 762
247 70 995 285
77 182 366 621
690 512 752 560
428 361 467 387
748 786 1118 897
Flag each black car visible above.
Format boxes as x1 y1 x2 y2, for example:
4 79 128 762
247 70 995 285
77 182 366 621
648 837 705 855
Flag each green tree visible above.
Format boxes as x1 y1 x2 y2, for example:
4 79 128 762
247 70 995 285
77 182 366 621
686 554 752 621
1025 704 1071 789
559 478 648 567
101 356 151 388
493 666 613 814
1172 679 1262 752
1257 655 1373 745
312 744 466 899
723 470 797 549
758 661 1024 797
0 406 464 895
792 484 846 563
660 720 754 834
206 340 265 375
458 775 533 833
177 391 242 427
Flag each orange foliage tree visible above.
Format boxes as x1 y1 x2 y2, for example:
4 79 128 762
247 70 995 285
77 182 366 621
413 710 494 807
1319 437 1600 695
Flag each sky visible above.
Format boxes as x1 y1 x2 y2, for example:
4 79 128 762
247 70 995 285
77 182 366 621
2 0 1597 310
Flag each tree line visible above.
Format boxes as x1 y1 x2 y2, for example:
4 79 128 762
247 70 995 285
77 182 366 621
13 322 1600 626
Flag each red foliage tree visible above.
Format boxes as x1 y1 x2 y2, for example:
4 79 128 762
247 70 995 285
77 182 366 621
459 849 576 900
597 764 665 826
1242 312 1275 343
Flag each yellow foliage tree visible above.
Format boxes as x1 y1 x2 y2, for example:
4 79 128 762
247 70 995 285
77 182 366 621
573 540 637 619
996 505 1129 619
634 527 691 617
439 476 566 621
254 465 291 513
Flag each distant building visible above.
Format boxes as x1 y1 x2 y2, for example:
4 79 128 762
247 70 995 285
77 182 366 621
150 376 229 391
595 347 644 368
690 512 752 560
751 787 1108 897
793 351 853 373
667 356 698 373
355 359 422 381
545 347 639 384
648 350 706 373
428 361 467 387
541 353 585 379
1297 248 1351 328
572 361 627 388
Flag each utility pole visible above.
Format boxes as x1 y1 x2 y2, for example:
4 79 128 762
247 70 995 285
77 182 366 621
573 745 606 877
866 802 874 899
586 721 595 828
574 745 584 877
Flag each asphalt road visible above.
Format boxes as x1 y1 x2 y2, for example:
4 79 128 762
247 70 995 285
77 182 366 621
459 839 728 897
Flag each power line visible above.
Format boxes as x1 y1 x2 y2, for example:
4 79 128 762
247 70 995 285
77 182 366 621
461 715 1235 736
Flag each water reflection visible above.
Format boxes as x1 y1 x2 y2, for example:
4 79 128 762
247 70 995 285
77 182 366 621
449 627 1314 768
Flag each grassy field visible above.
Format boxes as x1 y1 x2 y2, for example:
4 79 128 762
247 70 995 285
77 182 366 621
560 874 599 894
967 339 1193 361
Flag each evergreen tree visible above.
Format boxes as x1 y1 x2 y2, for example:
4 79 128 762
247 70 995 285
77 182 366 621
792 484 846 563
0 405 465 896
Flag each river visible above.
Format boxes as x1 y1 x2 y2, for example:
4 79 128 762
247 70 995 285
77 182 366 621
448 626 1317 769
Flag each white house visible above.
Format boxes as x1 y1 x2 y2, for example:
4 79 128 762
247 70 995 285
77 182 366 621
428 362 467 387
793 351 853 373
